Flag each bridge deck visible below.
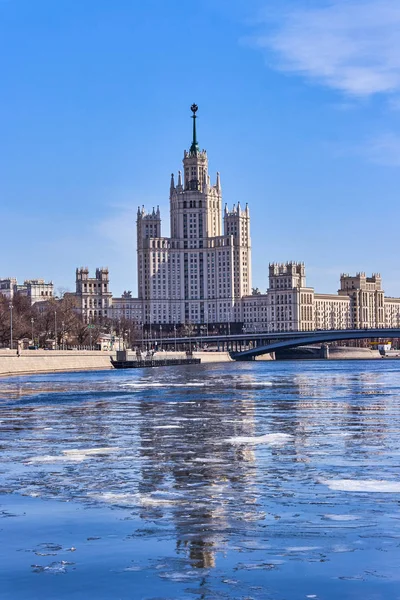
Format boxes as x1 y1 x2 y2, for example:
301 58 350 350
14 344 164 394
231 329 400 360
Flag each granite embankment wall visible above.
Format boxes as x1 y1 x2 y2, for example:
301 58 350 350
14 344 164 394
0 350 115 376
0 346 384 377
328 347 381 360
0 349 234 377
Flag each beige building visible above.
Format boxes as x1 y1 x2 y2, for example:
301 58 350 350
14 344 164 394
136 105 251 326
71 109 400 334
241 265 400 333
338 273 385 329
109 291 143 324
75 267 112 323
314 294 351 330
0 278 17 300
242 294 268 332
0 277 53 305
21 279 54 304
267 262 314 332
384 297 400 328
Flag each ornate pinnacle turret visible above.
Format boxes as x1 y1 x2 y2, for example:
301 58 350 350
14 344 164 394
189 104 200 155
216 171 221 192
170 173 175 192
177 170 182 188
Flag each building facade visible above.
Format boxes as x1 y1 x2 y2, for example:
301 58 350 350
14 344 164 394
0 277 54 305
109 291 143 324
338 273 385 329
242 264 399 332
71 107 400 334
75 267 112 323
0 278 17 300
136 104 251 326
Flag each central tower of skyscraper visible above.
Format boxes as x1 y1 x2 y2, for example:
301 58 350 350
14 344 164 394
170 104 222 241
137 106 251 326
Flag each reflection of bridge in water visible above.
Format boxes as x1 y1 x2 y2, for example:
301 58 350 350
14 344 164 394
156 328 400 361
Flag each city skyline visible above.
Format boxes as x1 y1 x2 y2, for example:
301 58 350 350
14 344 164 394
1 0 400 296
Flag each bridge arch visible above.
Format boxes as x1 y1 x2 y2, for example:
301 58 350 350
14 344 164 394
232 329 400 360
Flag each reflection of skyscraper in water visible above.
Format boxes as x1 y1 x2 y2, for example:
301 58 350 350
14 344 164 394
136 391 259 569
268 371 389 462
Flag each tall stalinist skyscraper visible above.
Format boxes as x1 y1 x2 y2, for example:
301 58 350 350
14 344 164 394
137 105 252 326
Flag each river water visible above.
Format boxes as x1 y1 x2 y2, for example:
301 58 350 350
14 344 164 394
1 360 400 599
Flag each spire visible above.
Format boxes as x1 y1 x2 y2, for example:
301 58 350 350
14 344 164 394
216 171 221 192
189 104 200 155
170 173 175 192
177 170 182 188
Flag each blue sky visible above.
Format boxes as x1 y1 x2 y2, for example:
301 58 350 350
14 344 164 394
1 0 400 297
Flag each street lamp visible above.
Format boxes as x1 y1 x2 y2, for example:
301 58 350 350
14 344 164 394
9 303 13 350
31 317 34 347
174 324 177 352
54 310 57 350
61 321 65 350
160 324 162 351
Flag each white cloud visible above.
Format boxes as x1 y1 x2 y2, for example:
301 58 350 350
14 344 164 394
252 1 400 96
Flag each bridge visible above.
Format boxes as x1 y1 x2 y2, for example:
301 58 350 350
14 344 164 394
148 328 400 359
231 328 400 360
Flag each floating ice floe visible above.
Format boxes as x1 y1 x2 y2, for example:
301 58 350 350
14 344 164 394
63 447 120 456
226 433 292 446
121 382 206 388
91 491 182 507
324 514 360 521
28 447 120 464
322 479 400 493
286 546 320 552
235 382 273 389
153 425 182 429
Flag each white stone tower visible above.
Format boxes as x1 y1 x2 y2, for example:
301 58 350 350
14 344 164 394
136 105 252 327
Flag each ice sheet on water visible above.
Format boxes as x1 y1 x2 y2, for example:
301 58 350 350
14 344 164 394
3 363 400 597
286 546 320 552
91 492 183 507
28 447 120 464
324 514 360 521
63 447 119 455
120 382 207 388
226 433 292 446
28 454 85 464
31 560 75 574
322 479 400 493
235 382 273 389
